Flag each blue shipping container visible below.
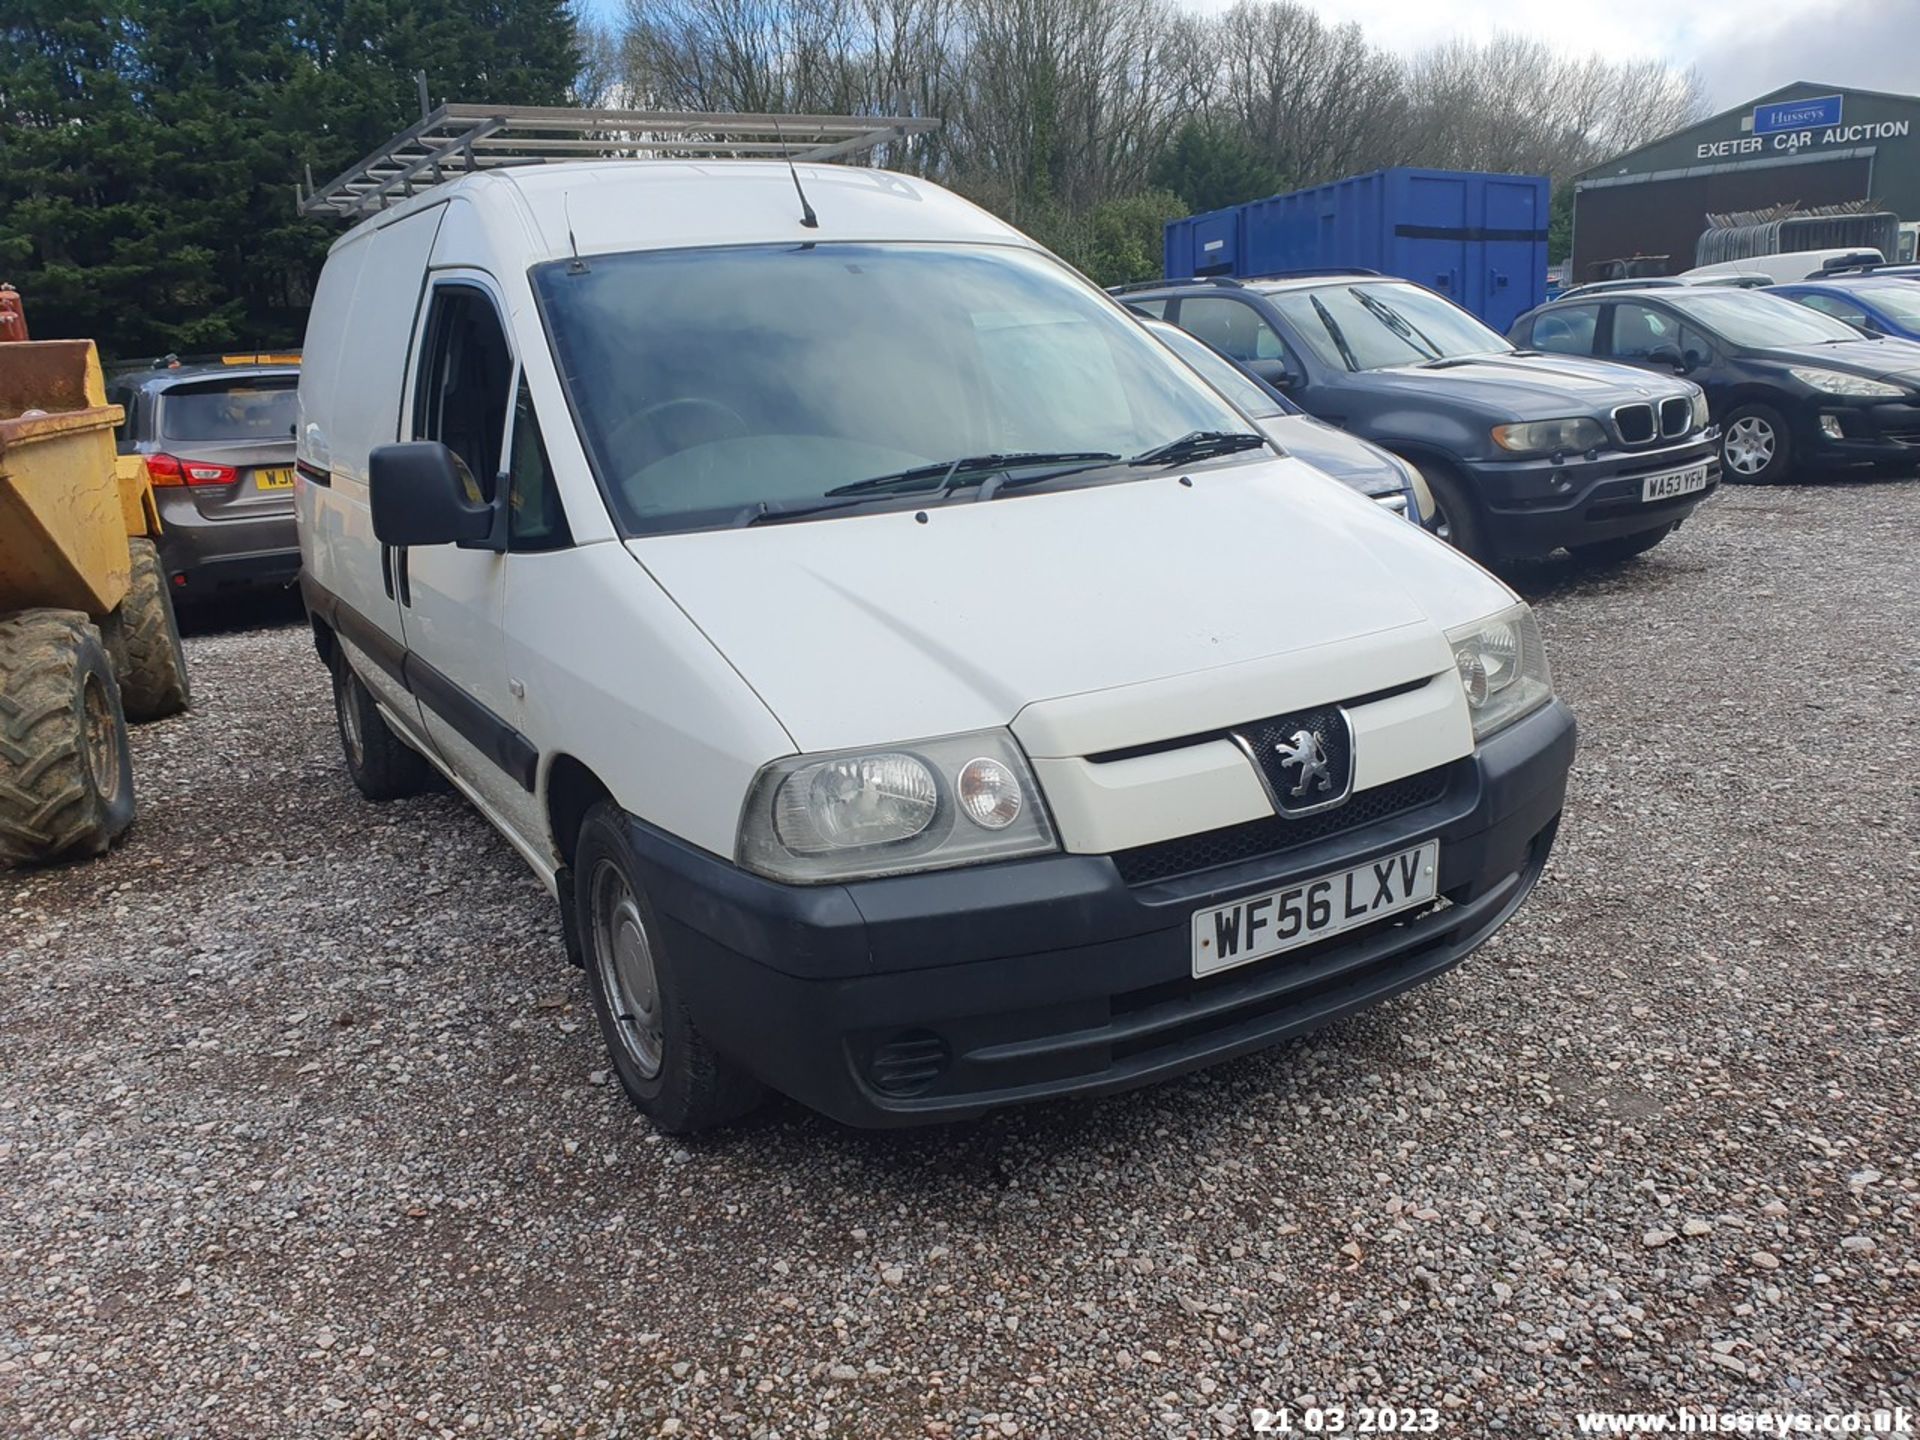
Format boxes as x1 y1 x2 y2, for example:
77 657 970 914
1164 167 1551 335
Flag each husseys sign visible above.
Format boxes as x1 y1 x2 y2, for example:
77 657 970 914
1697 95 1912 160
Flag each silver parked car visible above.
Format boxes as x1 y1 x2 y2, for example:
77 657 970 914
1141 316 1435 527
107 356 302 601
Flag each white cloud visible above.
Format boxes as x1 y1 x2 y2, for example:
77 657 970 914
1175 0 1917 110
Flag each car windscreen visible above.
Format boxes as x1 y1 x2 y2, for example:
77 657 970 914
532 242 1249 533
1856 283 1920 324
1266 282 1511 371
1663 290 1866 347
157 377 299 442
1147 321 1290 419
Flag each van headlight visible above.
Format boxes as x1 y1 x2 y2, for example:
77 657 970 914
1446 603 1553 741
737 730 1058 883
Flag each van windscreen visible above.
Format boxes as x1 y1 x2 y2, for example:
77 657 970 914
532 243 1249 534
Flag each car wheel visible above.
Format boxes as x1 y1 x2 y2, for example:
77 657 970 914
0 610 136 867
331 650 432 801
1720 404 1793 484
575 801 763 1134
99 538 192 722
1408 461 1487 560
1568 522 1676 565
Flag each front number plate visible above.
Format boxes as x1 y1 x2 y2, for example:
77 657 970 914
1192 840 1440 977
1641 462 1711 503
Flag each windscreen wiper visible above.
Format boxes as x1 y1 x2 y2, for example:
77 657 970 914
735 496 884 526
1127 430 1267 468
1354 288 1442 360
1309 294 1362 372
825 451 1119 497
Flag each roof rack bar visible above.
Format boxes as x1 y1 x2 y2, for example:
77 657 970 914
300 104 939 220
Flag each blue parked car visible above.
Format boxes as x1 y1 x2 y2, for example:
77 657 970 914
1770 276 1920 342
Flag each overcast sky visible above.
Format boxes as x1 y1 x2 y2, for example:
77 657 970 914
1180 0 1920 109
585 0 1919 112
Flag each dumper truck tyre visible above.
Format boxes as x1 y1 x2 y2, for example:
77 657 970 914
0 610 136 867
100 539 192 723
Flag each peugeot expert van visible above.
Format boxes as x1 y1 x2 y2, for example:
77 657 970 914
295 156 1577 1131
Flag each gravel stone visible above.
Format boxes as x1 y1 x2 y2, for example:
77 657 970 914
3 480 1918 1435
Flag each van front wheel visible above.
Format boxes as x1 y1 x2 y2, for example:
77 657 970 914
575 802 763 1134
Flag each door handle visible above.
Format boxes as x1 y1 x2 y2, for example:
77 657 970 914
381 544 395 601
396 546 412 608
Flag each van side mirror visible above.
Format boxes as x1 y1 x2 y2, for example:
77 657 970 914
1645 343 1687 372
369 442 496 548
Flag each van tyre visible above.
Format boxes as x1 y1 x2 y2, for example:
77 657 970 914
331 651 431 801
1569 522 1676 565
575 802 763 1133
1721 403 1792 484
100 539 192 722
0 610 136 867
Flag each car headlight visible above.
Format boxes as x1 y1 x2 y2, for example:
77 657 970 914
1490 417 1606 454
1446 603 1553 741
737 729 1058 882
1690 389 1710 431
1786 367 1905 398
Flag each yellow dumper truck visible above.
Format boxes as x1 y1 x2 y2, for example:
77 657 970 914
0 324 193 866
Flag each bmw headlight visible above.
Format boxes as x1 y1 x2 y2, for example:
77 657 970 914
1786 367 1905 398
1690 388 1710 431
737 730 1058 883
1490 417 1606 454
1446 603 1553 741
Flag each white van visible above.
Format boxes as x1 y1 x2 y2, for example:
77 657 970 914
1685 248 1884 285
295 130 1576 1131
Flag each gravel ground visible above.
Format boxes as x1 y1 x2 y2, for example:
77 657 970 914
3 479 1917 1438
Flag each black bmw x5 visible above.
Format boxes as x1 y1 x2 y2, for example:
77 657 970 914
1117 272 1721 565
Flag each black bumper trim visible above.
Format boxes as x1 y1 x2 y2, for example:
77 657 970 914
629 697 1577 1127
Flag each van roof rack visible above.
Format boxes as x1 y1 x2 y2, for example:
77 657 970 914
298 102 941 222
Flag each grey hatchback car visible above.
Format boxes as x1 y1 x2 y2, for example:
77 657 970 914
107 357 302 600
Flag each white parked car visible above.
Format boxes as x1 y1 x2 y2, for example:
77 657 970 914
295 145 1577 1131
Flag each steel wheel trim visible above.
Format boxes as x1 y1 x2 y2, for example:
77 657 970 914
81 674 121 799
590 858 665 1079
337 671 366 770
1724 416 1776 476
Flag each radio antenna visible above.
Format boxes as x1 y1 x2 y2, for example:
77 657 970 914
769 115 819 229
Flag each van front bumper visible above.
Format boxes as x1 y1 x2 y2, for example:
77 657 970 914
626 698 1577 1127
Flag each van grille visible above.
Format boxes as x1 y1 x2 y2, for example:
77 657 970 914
1112 765 1454 886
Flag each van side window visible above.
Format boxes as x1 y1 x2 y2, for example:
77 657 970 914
413 286 513 497
507 378 571 551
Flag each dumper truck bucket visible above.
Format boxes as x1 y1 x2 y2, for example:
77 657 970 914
0 339 135 616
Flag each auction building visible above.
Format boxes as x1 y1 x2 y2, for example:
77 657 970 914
1570 80 1920 281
